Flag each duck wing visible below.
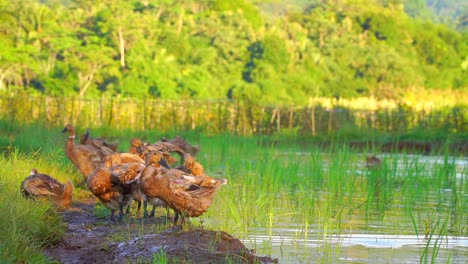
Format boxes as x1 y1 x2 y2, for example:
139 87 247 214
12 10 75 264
110 163 145 184
165 169 226 200
22 174 63 197
74 144 103 164
119 153 145 164
152 142 185 154
104 153 144 168
87 167 113 195
182 154 205 176
165 136 200 156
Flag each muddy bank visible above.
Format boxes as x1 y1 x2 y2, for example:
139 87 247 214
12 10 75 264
348 140 468 155
44 199 277 264
291 140 467 155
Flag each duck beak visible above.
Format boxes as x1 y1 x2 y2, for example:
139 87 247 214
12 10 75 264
219 179 228 185
183 175 198 183
61 127 68 133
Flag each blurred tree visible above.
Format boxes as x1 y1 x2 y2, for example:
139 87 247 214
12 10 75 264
0 0 466 103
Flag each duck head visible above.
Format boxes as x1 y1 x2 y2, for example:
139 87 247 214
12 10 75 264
62 124 75 134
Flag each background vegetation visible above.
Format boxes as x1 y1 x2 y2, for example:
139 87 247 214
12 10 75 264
0 0 466 105
1 91 466 147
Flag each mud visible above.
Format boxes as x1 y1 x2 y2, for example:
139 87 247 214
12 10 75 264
44 199 278 264
318 141 466 155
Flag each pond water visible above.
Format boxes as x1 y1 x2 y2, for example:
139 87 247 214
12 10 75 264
235 153 468 263
243 228 468 263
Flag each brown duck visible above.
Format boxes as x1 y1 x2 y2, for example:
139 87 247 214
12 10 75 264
133 152 171 218
80 128 119 153
80 128 119 152
161 136 200 156
176 153 215 187
102 152 145 214
151 141 186 161
129 138 145 157
129 138 181 166
104 152 145 167
87 162 145 221
20 169 74 211
62 124 103 179
139 155 227 225
366 155 382 169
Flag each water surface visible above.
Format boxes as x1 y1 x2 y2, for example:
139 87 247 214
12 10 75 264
211 153 468 263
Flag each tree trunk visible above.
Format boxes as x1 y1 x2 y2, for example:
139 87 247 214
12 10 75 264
78 66 98 97
177 5 185 36
155 7 164 21
39 53 57 75
289 108 294 129
118 26 125 69
0 67 15 90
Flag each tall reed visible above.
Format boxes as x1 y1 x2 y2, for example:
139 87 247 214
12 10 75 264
199 137 466 262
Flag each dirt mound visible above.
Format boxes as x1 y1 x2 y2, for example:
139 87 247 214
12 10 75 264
111 229 273 263
44 199 277 264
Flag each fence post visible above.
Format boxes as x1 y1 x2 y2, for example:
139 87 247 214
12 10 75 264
277 108 281 133
289 107 294 129
311 107 316 136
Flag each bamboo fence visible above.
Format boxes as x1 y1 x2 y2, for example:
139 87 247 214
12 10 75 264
0 94 466 136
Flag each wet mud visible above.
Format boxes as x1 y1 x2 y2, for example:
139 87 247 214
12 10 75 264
44 199 277 264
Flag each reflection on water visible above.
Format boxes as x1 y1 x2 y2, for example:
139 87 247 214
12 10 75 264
239 153 468 263
243 229 468 263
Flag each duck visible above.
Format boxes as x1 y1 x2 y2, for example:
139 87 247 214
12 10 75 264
20 169 74 211
129 138 182 166
366 155 382 169
151 141 186 161
62 124 104 180
103 152 145 167
102 152 145 214
87 162 145 221
80 128 119 153
78 127 117 157
129 138 145 157
175 153 215 187
138 152 171 218
161 136 200 156
139 154 227 225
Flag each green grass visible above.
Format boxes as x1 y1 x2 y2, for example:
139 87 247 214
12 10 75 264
0 151 74 263
0 119 466 262
152 249 168 264
198 140 466 262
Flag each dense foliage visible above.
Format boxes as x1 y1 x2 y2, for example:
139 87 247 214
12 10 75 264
0 0 466 105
